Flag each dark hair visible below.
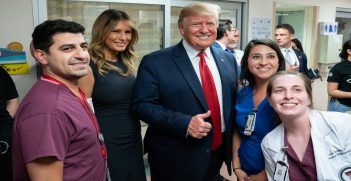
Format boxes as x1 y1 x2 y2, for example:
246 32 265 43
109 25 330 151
216 19 232 40
275 23 295 34
240 39 286 86
32 19 85 53
339 40 351 60
292 38 304 52
267 71 313 108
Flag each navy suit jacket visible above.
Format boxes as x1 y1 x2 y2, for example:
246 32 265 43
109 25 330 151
212 41 223 50
213 41 239 75
132 41 238 180
293 49 308 75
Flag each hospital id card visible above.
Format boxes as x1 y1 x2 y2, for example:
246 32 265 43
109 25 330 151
244 112 256 136
274 161 288 181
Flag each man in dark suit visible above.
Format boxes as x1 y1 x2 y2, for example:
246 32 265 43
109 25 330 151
213 19 235 53
132 2 238 181
275 24 308 75
213 19 241 76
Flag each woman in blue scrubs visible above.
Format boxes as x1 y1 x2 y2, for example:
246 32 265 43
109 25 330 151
232 39 285 180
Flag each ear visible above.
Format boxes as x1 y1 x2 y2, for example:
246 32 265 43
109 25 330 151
290 34 294 40
178 22 185 37
224 30 230 37
34 50 48 65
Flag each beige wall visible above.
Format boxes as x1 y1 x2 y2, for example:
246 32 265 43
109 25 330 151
0 0 37 99
247 0 351 41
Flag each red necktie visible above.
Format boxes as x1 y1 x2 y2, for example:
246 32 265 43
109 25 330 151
198 51 222 150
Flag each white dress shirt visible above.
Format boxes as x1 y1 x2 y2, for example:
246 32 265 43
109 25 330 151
182 40 225 131
281 47 299 67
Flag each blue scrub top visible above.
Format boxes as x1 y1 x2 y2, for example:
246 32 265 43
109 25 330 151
235 86 277 175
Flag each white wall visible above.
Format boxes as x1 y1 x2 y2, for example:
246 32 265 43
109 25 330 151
247 0 275 41
247 0 351 41
275 0 351 21
0 0 37 100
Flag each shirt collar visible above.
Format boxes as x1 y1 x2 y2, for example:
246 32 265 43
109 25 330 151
182 39 211 60
280 46 293 52
215 40 226 50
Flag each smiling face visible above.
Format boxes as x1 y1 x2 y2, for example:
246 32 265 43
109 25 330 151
268 74 311 119
248 44 279 82
179 15 217 51
104 20 132 60
36 32 89 82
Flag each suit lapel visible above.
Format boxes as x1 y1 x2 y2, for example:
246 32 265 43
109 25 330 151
172 42 208 110
172 43 235 122
293 49 304 72
211 47 233 123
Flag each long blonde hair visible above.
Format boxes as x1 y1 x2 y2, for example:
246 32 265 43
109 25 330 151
89 9 138 76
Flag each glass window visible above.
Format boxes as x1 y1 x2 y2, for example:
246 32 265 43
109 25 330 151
45 0 244 62
275 10 305 41
46 0 164 66
170 6 182 46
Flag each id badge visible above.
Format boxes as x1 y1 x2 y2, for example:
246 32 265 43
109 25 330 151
273 161 288 181
244 112 256 136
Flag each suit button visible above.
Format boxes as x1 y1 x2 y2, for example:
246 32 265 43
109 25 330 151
206 149 210 153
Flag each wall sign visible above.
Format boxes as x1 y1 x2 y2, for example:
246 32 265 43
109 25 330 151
0 41 29 74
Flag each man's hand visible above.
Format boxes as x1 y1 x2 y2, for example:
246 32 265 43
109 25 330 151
187 111 212 139
287 64 299 72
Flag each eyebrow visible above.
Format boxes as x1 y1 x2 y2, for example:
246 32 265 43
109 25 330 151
273 85 303 89
81 42 88 46
59 42 88 48
250 52 277 56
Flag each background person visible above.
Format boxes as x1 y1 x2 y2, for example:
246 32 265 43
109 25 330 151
132 2 238 180
228 27 244 67
212 19 243 68
213 19 236 53
213 19 239 75
79 9 146 181
0 66 19 181
291 38 304 52
275 24 308 74
327 40 351 112
232 39 285 181
12 19 107 181
262 71 351 181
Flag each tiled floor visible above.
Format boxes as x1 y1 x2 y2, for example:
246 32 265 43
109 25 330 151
143 75 329 181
